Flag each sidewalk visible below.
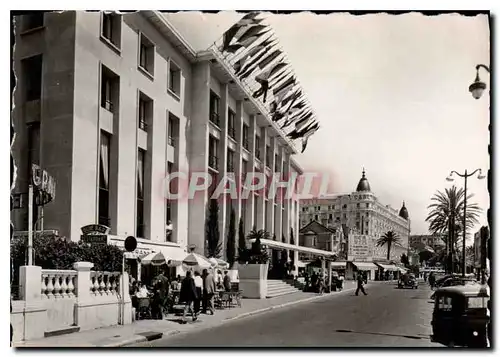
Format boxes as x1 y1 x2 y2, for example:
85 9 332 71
14 281 359 347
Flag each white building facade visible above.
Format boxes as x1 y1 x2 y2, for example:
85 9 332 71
300 169 411 263
12 11 303 269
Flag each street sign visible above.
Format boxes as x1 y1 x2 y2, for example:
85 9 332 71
124 236 137 252
81 224 110 235
81 234 107 245
80 224 110 246
31 164 56 203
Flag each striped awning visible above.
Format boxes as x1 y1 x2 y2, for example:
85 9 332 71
331 262 347 269
374 262 399 271
352 262 377 271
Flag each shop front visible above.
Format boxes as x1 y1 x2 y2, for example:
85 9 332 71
108 235 188 283
374 262 399 281
347 261 378 280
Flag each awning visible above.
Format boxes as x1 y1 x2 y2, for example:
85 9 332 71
249 238 336 258
109 236 187 264
297 261 307 268
397 267 408 273
352 262 377 271
374 262 399 271
331 262 347 269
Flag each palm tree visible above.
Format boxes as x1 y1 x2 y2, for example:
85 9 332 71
376 230 402 261
426 186 482 270
246 227 270 264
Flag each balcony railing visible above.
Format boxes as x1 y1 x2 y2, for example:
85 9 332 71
228 127 236 139
168 136 175 147
227 161 234 172
209 155 219 170
243 138 249 150
102 99 114 113
255 149 261 160
210 112 220 127
139 118 148 131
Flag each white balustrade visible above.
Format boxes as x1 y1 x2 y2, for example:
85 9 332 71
89 271 121 297
40 270 78 299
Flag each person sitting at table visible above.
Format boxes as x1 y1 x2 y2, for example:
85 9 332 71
223 270 232 292
136 282 149 298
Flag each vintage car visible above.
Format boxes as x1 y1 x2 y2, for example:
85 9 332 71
431 284 489 347
398 273 418 289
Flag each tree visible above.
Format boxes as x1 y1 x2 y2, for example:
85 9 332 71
226 209 236 268
206 199 222 258
376 230 402 261
237 217 248 263
400 253 410 267
246 227 270 264
426 185 482 270
289 228 295 262
279 234 287 262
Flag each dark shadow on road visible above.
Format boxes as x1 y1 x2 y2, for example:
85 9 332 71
335 329 430 340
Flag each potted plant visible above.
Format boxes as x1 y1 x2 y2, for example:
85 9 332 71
237 228 270 299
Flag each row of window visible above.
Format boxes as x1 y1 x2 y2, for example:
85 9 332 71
98 130 175 241
209 91 284 168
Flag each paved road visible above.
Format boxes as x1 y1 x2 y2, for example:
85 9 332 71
132 282 443 347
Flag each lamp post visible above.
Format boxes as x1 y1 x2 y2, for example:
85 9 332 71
469 64 490 100
446 169 485 277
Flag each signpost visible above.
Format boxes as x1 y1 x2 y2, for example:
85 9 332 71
121 236 137 325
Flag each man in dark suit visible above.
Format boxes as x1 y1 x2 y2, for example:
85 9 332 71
202 269 217 315
355 272 368 296
154 268 170 319
223 271 232 292
179 271 198 324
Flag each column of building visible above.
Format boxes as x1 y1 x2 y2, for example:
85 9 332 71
255 124 267 230
233 100 244 232
187 62 211 254
245 114 257 234
217 83 229 258
274 145 284 243
267 135 276 239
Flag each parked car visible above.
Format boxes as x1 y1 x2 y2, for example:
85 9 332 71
398 273 418 289
430 275 478 300
431 284 489 347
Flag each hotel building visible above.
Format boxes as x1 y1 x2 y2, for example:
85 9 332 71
300 169 410 278
12 11 302 268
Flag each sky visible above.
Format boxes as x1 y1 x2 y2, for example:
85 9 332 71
165 11 490 239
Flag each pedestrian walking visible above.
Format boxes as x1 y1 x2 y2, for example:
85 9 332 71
179 270 198 324
338 274 344 291
202 268 216 315
355 272 368 296
153 268 170 319
428 272 436 289
193 271 203 315
223 270 232 292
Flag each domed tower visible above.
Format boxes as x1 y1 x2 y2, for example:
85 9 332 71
399 201 409 220
356 168 371 192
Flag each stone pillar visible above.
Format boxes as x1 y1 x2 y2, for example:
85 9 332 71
234 100 244 225
73 261 94 301
15 265 47 341
19 265 42 301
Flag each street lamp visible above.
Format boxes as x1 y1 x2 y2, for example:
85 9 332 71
446 169 485 277
469 64 490 100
